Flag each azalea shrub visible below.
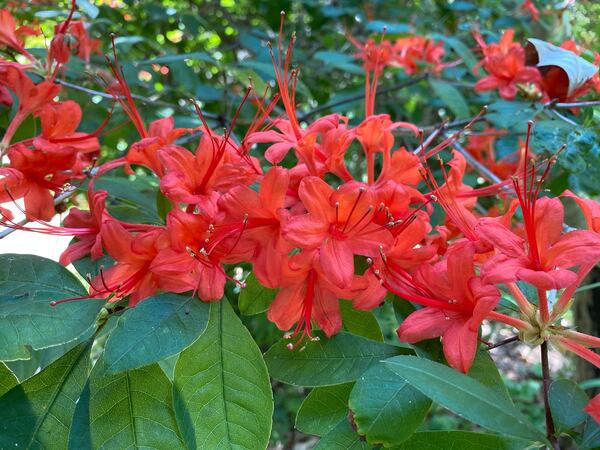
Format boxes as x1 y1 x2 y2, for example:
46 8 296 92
2 1 600 449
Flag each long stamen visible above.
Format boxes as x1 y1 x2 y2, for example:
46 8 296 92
341 187 366 232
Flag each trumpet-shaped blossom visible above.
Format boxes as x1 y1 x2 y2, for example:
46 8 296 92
473 29 541 99
283 177 394 288
396 243 501 373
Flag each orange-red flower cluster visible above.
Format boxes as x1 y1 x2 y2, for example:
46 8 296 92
350 34 447 75
3 8 600 406
0 6 101 221
473 29 599 103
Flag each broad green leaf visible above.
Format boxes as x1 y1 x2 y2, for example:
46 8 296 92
265 332 407 387
68 382 91 450
467 351 512 403
296 383 353 436
90 175 161 224
384 356 545 442
0 254 103 361
429 79 470 118
0 344 91 449
581 417 600 450
365 20 410 34
136 51 214 65
103 293 209 374
432 35 479 72
159 354 179 381
349 362 431 446
314 51 364 75
341 301 384 342
113 36 146 46
76 0 99 18
394 431 531 449
87 361 185 449
0 363 17 396
486 100 539 129
6 338 81 382
173 300 273 449
549 379 589 430
314 419 370 450
156 190 173 222
72 253 114 280
238 272 277 315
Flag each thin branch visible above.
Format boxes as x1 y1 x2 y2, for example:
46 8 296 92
0 186 78 240
486 335 519 351
298 73 429 122
541 342 559 449
56 78 225 123
553 100 600 109
443 132 503 185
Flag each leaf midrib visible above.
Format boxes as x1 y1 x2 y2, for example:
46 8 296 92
26 345 87 450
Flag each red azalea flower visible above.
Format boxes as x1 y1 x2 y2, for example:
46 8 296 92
476 132 600 320
355 114 418 184
520 0 540 22
151 209 248 301
267 250 348 344
32 100 100 154
0 9 38 59
394 36 446 74
396 243 501 373
0 65 61 146
88 220 190 306
473 29 541 99
59 186 109 265
218 166 291 288
283 177 394 288
5 143 76 220
159 130 261 217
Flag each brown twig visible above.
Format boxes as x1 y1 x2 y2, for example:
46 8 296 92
298 73 429 122
541 341 559 449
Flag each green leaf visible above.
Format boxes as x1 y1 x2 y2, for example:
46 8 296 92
238 272 277 315
314 51 364 75
87 361 185 449
341 300 384 342
432 35 479 72
314 419 371 450
76 0 99 18
6 338 82 382
348 362 431 446
0 363 17 396
0 254 103 361
365 20 410 34
265 332 407 387
296 383 353 436
429 79 470 118
384 356 545 442
156 190 173 222
68 382 91 450
394 431 531 449
486 100 539 129
549 379 589 430
0 344 91 449
580 417 600 450
173 300 273 449
103 293 209 374
467 351 512 403
136 52 214 65
90 175 161 224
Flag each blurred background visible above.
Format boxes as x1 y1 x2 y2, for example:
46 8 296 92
3 0 600 448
